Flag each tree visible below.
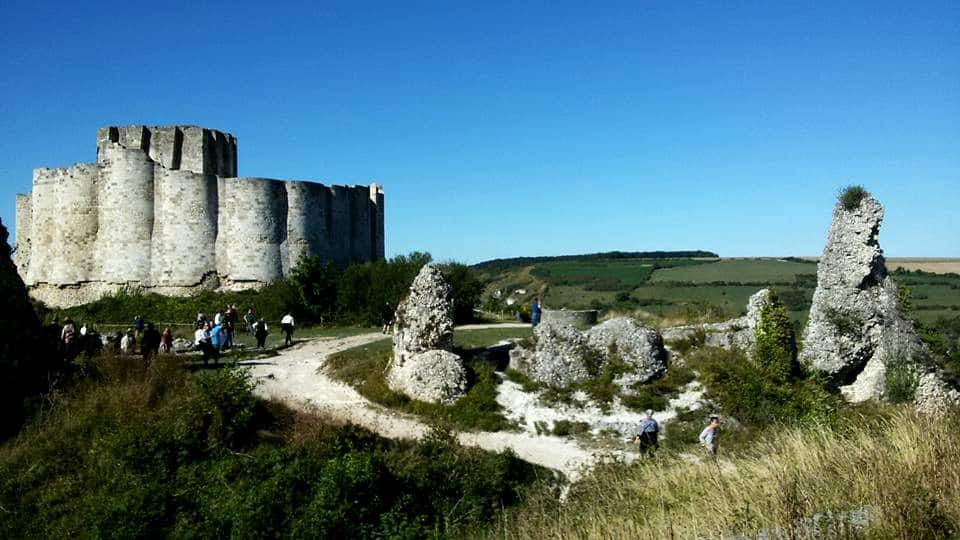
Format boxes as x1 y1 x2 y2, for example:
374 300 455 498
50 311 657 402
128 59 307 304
439 263 484 324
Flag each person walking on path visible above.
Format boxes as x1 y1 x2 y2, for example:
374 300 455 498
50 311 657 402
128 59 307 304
530 297 542 327
254 318 269 349
244 308 256 335
280 312 295 346
635 410 659 457
699 415 720 460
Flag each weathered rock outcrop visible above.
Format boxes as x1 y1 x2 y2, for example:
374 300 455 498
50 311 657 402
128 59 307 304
509 320 593 387
914 372 960 415
661 289 774 354
509 316 667 390
799 193 930 402
387 266 467 403
586 318 667 389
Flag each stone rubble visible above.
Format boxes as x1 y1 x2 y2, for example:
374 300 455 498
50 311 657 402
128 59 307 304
386 266 467 404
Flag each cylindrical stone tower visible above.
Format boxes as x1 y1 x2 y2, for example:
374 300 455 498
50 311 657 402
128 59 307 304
151 168 219 286
51 164 99 283
221 178 288 283
96 145 155 283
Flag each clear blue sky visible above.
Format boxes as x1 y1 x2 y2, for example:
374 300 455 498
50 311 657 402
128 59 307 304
1 1 957 263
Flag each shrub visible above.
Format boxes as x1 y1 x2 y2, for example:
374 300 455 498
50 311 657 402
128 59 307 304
884 358 919 403
551 420 591 437
839 185 869 211
688 347 838 427
753 292 797 381
0 354 548 538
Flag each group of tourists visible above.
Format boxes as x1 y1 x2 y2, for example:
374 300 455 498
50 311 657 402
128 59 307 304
114 316 173 360
191 306 296 364
634 411 721 461
49 304 299 366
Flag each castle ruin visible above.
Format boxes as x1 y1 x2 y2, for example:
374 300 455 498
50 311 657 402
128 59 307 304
15 125 385 307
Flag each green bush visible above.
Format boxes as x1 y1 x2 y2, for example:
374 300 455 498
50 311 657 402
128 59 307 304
552 420 591 437
884 358 919 403
754 292 797 381
0 356 547 538
839 185 869 211
688 347 838 427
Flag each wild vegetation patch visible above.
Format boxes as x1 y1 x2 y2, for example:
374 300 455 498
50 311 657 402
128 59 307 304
491 408 960 539
45 252 484 328
0 357 548 538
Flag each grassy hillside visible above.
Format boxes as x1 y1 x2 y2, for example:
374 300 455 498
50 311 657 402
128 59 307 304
492 407 959 539
477 256 960 326
0 357 549 538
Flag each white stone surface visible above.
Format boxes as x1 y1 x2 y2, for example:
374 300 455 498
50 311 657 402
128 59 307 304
16 125 385 307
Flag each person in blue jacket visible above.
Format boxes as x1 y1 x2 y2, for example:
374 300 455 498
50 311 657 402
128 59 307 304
531 297 542 327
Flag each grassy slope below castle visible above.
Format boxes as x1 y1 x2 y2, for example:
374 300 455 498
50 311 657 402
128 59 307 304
0 356 550 538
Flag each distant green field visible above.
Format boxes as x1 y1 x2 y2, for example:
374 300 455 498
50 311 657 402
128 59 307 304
648 259 816 284
530 258 710 291
479 257 960 325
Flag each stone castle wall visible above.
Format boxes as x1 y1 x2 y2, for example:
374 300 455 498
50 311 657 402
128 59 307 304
15 125 384 307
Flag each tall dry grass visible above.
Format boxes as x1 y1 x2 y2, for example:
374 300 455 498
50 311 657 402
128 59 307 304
491 408 959 539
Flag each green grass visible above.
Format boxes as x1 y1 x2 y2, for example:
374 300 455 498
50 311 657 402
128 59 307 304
529 258 710 292
491 407 960 539
453 327 532 349
326 327 533 432
0 357 549 538
648 259 817 284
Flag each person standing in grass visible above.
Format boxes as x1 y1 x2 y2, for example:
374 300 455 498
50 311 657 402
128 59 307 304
699 415 720 459
281 312 295 346
635 410 659 457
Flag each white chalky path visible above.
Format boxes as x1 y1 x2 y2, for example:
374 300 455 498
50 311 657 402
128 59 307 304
242 325 705 483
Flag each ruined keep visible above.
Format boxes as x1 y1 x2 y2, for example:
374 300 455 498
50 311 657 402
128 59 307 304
14 125 385 307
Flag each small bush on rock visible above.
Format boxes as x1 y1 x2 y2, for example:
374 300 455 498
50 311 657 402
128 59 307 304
839 185 869 211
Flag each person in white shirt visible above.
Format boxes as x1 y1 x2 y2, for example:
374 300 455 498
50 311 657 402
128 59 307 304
280 313 295 346
699 415 720 459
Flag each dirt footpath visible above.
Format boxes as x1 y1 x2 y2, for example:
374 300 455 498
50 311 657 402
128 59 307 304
242 328 601 481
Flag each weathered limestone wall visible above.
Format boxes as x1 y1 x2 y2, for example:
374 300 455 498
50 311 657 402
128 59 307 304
26 169 57 284
370 184 385 261
97 144 155 283
151 168 219 286
13 194 31 275
328 186 352 266
221 178 288 285
16 125 385 308
51 164 99 283
285 181 329 271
